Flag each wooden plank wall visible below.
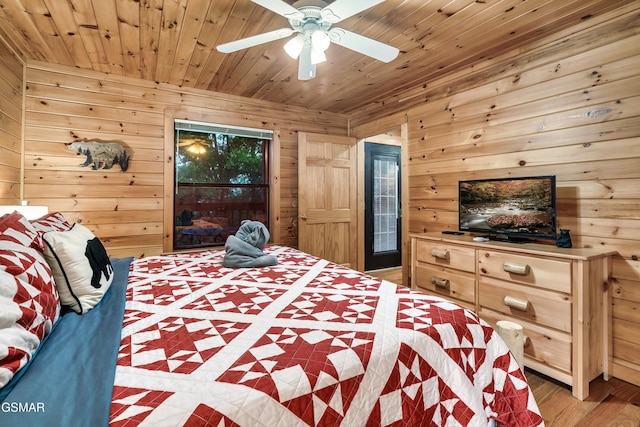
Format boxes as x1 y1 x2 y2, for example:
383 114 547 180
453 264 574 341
351 4 640 386
0 40 23 205
21 61 348 258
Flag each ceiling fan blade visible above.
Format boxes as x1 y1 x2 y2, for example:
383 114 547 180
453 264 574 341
328 28 399 63
321 0 385 23
217 28 294 53
298 44 316 80
251 0 304 20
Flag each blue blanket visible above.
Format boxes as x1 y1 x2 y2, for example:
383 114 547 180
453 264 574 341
0 257 133 427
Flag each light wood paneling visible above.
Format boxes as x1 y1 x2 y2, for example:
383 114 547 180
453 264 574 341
0 1 635 115
0 40 23 204
21 61 348 257
352 4 640 388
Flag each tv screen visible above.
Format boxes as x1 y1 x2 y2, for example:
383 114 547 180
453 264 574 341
459 176 556 241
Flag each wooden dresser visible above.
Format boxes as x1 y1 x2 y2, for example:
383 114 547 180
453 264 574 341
410 233 615 400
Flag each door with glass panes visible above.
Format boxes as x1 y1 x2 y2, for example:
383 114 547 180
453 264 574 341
364 143 401 271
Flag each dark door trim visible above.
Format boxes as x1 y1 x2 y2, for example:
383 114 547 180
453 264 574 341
364 142 402 271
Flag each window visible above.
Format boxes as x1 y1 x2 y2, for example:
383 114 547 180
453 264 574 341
174 120 272 250
373 155 399 252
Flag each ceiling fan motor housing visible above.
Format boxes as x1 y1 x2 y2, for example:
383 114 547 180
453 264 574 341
288 3 332 35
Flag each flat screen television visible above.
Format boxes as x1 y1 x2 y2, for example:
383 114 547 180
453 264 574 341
458 175 556 241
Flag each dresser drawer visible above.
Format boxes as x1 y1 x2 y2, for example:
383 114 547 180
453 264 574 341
415 240 475 273
478 250 572 293
479 276 571 332
480 309 572 374
414 263 475 305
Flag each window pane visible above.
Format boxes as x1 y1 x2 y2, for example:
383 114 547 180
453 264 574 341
175 185 269 249
174 121 270 250
176 132 267 185
373 157 398 253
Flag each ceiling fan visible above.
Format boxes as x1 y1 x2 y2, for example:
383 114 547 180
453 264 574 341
216 0 399 80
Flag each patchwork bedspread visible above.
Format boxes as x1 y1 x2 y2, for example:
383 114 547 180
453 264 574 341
109 246 543 426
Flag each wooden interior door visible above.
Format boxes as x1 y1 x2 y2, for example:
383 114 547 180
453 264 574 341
298 132 357 268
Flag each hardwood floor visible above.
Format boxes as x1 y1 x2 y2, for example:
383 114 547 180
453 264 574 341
526 369 640 426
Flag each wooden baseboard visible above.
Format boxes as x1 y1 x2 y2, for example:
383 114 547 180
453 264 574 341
612 360 640 387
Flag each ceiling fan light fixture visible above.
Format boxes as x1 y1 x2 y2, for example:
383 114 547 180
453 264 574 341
309 30 330 64
310 47 326 65
284 33 305 59
311 30 330 51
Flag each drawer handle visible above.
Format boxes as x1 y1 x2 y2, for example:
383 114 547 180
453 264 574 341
431 276 450 289
430 248 449 260
503 295 530 311
503 262 530 276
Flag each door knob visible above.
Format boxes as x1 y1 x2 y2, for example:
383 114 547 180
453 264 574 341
300 214 307 220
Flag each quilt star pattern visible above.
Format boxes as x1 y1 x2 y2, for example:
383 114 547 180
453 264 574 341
109 246 543 427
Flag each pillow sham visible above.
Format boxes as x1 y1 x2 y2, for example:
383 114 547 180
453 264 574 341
42 224 113 314
31 212 72 234
0 210 43 252
0 212 60 388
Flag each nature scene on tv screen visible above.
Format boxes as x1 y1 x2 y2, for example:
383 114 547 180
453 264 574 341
459 178 554 235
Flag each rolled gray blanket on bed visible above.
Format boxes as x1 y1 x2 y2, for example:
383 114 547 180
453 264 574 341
235 219 270 250
223 220 278 268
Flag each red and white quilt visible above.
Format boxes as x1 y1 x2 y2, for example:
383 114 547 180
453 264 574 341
109 246 543 426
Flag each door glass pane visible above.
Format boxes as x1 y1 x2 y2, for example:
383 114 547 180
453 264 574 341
373 157 398 253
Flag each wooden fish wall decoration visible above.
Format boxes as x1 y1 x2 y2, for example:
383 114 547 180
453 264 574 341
67 141 131 172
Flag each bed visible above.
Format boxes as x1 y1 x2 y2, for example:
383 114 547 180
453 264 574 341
0 210 544 426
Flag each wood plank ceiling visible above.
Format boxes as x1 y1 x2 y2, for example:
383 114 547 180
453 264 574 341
0 0 633 115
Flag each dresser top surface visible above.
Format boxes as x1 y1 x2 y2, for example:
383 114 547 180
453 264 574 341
411 232 617 261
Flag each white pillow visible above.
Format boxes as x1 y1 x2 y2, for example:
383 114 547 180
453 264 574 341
42 224 113 314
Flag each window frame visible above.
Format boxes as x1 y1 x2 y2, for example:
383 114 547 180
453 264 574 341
173 120 272 250
163 108 280 253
